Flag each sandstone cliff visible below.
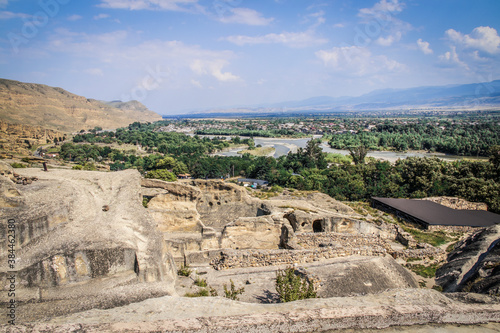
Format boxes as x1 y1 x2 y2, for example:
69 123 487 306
0 78 163 133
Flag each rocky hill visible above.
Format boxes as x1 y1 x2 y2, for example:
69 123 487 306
0 79 163 133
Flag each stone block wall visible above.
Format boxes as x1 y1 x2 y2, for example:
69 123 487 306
295 232 393 252
211 246 388 270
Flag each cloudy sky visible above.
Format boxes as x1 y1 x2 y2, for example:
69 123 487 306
1 0 500 115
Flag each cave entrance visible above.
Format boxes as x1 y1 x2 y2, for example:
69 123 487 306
313 220 323 233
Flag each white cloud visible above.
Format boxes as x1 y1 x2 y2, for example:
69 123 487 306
358 0 411 47
85 68 104 76
0 11 30 19
190 59 239 82
316 46 405 77
417 38 433 55
98 0 200 12
438 46 469 70
191 79 202 88
94 13 110 20
376 32 402 46
446 26 500 54
217 8 273 26
47 29 241 84
358 0 404 16
333 23 345 28
225 30 327 48
67 14 83 21
301 10 325 28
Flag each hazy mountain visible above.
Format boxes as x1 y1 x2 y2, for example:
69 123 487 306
189 80 500 116
0 79 162 132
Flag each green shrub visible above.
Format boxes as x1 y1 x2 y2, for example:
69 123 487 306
194 277 208 288
185 289 209 297
72 162 97 171
10 162 26 168
275 267 316 303
209 286 218 296
223 280 245 300
269 185 283 193
142 197 151 208
145 169 177 182
177 265 192 277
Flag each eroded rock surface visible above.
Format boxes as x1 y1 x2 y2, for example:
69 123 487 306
0 164 176 322
436 225 500 293
12 289 500 332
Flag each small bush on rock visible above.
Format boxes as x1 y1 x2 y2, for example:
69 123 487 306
223 280 245 300
178 265 192 277
275 267 316 303
194 277 208 287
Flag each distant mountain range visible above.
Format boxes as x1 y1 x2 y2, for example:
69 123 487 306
185 80 500 117
0 79 162 132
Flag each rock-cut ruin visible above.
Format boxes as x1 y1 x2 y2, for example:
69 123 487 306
1 163 500 331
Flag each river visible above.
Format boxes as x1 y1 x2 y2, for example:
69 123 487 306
206 135 487 162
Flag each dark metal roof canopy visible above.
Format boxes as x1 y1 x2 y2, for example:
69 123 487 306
372 197 500 228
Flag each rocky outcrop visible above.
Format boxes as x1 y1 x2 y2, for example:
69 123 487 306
436 225 500 293
0 164 176 319
143 179 269 232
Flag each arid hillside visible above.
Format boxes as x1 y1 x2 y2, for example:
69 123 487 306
0 79 163 133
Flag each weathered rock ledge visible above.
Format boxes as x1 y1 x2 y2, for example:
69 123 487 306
3 289 500 332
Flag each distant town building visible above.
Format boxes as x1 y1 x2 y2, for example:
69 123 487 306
237 178 269 187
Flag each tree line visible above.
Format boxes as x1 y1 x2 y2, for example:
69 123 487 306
65 124 500 213
329 120 499 156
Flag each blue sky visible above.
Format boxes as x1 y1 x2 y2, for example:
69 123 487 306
1 0 500 115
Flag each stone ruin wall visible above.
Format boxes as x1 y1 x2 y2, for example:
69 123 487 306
210 247 389 270
210 232 446 270
420 196 488 211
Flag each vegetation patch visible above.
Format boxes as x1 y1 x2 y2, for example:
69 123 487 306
402 227 455 247
406 257 421 263
446 241 458 253
406 263 440 278
185 289 209 297
10 162 27 168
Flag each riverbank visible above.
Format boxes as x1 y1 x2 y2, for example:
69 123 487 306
237 146 276 157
